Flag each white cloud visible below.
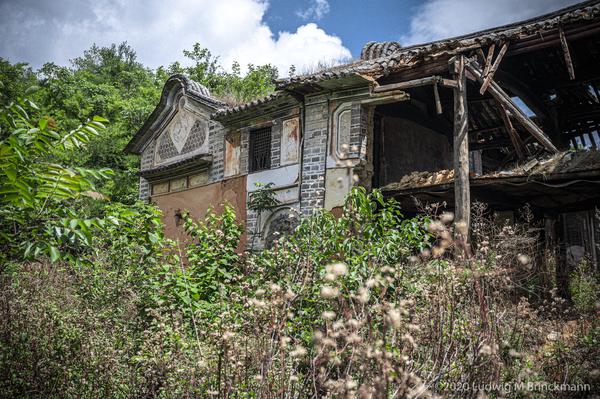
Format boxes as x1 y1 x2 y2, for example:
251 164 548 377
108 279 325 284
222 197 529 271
296 0 330 21
0 0 349 76
401 0 581 45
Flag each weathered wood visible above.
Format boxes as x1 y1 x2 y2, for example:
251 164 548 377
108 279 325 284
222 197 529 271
466 62 559 153
498 103 527 159
480 42 508 95
452 55 470 241
476 48 486 65
483 44 495 77
373 76 457 93
433 82 443 114
559 25 576 80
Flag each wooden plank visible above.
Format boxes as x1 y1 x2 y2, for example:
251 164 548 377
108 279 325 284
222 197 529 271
483 44 495 78
433 82 443 114
452 55 471 242
498 103 527 159
480 43 508 95
466 62 559 153
559 25 576 80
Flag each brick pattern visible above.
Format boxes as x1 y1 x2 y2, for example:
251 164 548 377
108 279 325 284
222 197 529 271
208 121 225 182
139 141 154 201
240 128 249 175
349 103 368 159
270 120 282 168
300 95 329 216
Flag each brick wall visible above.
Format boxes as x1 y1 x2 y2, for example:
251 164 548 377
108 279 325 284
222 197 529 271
208 121 225 182
139 140 154 201
300 94 329 216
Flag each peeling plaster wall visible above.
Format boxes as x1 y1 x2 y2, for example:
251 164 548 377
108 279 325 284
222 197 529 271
151 175 248 250
382 117 452 185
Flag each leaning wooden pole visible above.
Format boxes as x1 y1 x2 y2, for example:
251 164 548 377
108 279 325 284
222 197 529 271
452 55 471 245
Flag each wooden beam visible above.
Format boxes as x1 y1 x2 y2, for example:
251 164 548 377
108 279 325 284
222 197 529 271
452 55 471 242
373 76 458 93
480 42 508 95
433 82 443 114
559 25 576 80
498 103 527 160
466 61 559 153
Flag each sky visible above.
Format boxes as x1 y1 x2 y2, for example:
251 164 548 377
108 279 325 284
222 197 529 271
0 0 582 77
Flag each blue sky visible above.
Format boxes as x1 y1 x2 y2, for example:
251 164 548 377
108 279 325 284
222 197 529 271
0 0 580 76
264 0 422 57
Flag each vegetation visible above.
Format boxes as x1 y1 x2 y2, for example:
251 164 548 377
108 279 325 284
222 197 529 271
0 44 598 398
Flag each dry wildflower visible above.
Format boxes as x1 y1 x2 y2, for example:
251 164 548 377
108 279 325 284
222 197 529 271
346 333 362 344
324 273 336 282
322 310 336 320
321 285 339 299
290 345 307 358
255 288 266 297
427 220 444 233
517 254 531 267
365 278 377 288
285 288 295 300
479 344 492 356
440 212 454 224
455 221 468 236
326 262 348 277
508 349 522 358
347 318 360 329
254 374 263 382
387 308 402 329
222 331 234 341
270 283 281 293
402 333 416 348
289 375 299 382
346 379 358 390
355 287 369 303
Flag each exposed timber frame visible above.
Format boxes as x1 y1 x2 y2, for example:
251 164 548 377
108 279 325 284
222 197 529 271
466 61 559 153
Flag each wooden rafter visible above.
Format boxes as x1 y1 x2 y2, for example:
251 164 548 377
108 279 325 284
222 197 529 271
559 25 576 80
480 43 509 95
498 104 527 160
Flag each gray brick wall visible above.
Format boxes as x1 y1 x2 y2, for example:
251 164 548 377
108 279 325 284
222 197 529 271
270 120 282 168
139 141 154 201
300 95 329 216
349 103 368 159
208 121 225 182
240 128 249 175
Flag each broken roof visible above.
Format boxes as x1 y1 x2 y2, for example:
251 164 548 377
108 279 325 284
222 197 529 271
276 0 600 90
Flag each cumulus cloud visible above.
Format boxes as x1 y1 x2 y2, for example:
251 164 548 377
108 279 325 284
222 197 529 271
401 0 581 45
296 0 330 21
0 0 349 76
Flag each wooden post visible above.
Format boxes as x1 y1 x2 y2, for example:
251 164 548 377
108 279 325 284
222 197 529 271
452 55 470 243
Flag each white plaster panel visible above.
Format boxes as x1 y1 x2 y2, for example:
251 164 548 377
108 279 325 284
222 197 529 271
247 164 299 192
324 167 353 210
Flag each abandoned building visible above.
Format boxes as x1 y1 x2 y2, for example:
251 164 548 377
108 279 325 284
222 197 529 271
125 0 600 278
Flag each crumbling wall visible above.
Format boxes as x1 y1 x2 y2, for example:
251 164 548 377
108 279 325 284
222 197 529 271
382 117 451 185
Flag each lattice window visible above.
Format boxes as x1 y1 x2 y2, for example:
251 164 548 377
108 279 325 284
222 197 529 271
249 127 272 172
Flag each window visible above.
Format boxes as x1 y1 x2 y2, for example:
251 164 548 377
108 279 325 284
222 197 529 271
249 127 272 172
